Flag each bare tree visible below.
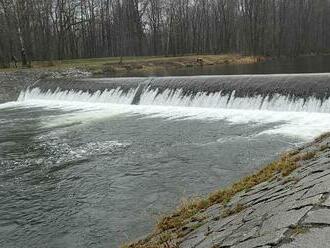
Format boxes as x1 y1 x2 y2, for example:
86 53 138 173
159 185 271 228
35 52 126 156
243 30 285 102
1 0 330 67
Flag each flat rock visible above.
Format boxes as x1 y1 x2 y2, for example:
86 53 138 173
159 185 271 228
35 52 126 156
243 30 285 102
260 206 312 235
203 203 221 219
238 190 270 206
192 223 244 248
233 229 287 248
303 209 330 225
180 231 206 248
280 227 330 248
245 198 284 221
321 197 330 207
280 189 308 205
301 180 330 199
165 138 330 248
291 194 323 209
221 220 261 247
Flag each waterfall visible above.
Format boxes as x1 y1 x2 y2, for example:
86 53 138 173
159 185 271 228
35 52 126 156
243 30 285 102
18 73 330 113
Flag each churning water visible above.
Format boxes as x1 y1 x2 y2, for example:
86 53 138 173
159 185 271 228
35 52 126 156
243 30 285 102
1 74 330 247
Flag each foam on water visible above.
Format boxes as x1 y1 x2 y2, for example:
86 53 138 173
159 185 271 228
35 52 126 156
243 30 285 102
139 87 330 113
18 87 138 105
18 81 330 113
9 75 330 140
6 98 330 140
0 101 27 110
3 74 330 248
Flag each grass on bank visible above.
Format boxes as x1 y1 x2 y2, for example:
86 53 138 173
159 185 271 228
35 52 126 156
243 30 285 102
0 54 264 75
123 136 325 248
156 153 299 232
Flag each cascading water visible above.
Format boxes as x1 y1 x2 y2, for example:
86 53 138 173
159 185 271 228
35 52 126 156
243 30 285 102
3 73 330 248
18 73 330 113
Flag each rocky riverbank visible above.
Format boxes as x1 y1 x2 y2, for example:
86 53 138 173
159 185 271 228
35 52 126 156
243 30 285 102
2 69 330 248
0 71 39 103
0 69 91 103
126 133 330 248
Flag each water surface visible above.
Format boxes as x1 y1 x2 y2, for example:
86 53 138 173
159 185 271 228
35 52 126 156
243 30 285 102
0 102 315 248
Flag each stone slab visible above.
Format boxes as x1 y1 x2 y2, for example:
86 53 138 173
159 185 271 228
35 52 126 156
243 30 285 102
260 206 312 235
321 197 330 207
280 227 330 248
233 229 287 248
303 208 330 225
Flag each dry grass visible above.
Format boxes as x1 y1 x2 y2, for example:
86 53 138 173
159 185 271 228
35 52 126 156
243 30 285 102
221 204 246 218
319 144 329 152
291 225 310 237
124 125 330 248
156 197 209 231
0 54 264 74
124 151 309 248
298 151 317 161
86 54 264 75
314 132 330 143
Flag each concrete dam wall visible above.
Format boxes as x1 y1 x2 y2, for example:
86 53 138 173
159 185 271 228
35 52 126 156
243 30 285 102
19 73 330 113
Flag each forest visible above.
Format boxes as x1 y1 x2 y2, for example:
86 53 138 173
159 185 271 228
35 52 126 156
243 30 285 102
1 0 330 66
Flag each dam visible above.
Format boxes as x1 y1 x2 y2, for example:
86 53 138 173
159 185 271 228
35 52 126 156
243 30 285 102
19 73 330 113
1 73 330 247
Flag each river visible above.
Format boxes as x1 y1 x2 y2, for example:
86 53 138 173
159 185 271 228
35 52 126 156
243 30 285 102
1 60 330 247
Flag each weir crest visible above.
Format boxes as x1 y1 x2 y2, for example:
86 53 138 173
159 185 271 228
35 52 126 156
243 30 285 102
18 73 330 113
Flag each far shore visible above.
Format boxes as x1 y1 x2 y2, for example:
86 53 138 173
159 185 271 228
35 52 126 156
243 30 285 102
0 54 266 76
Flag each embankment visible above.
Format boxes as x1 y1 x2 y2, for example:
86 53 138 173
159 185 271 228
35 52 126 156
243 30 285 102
3 72 330 247
126 133 330 248
0 69 90 103
1 54 263 76
0 71 40 103
82 54 264 75
0 54 262 102
15 74 330 247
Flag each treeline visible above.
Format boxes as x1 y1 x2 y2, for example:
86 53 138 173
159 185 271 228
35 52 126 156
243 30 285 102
1 0 330 66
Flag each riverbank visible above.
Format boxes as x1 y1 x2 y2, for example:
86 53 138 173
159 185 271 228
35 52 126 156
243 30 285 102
0 69 90 103
0 54 265 103
125 133 330 248
2 67 330 247
0 54 263 103
0 54 264 76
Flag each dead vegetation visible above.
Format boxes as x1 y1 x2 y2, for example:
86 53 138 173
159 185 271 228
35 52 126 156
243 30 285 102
123 133 327 248
14 54 263 75
87 54 264 75
290 225 310 237
221 204 247 218
313 132 330 143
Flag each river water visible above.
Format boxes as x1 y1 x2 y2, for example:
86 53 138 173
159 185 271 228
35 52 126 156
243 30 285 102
2 59 330 247
2 99 330 247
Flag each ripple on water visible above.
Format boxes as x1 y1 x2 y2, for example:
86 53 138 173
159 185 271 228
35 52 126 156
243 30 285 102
0 136 131 182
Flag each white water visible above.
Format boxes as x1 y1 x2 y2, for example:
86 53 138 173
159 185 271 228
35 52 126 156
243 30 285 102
3 95 325 141
18 86 330 113
11 85 330 140
18 87 138 105
140 88 330 113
